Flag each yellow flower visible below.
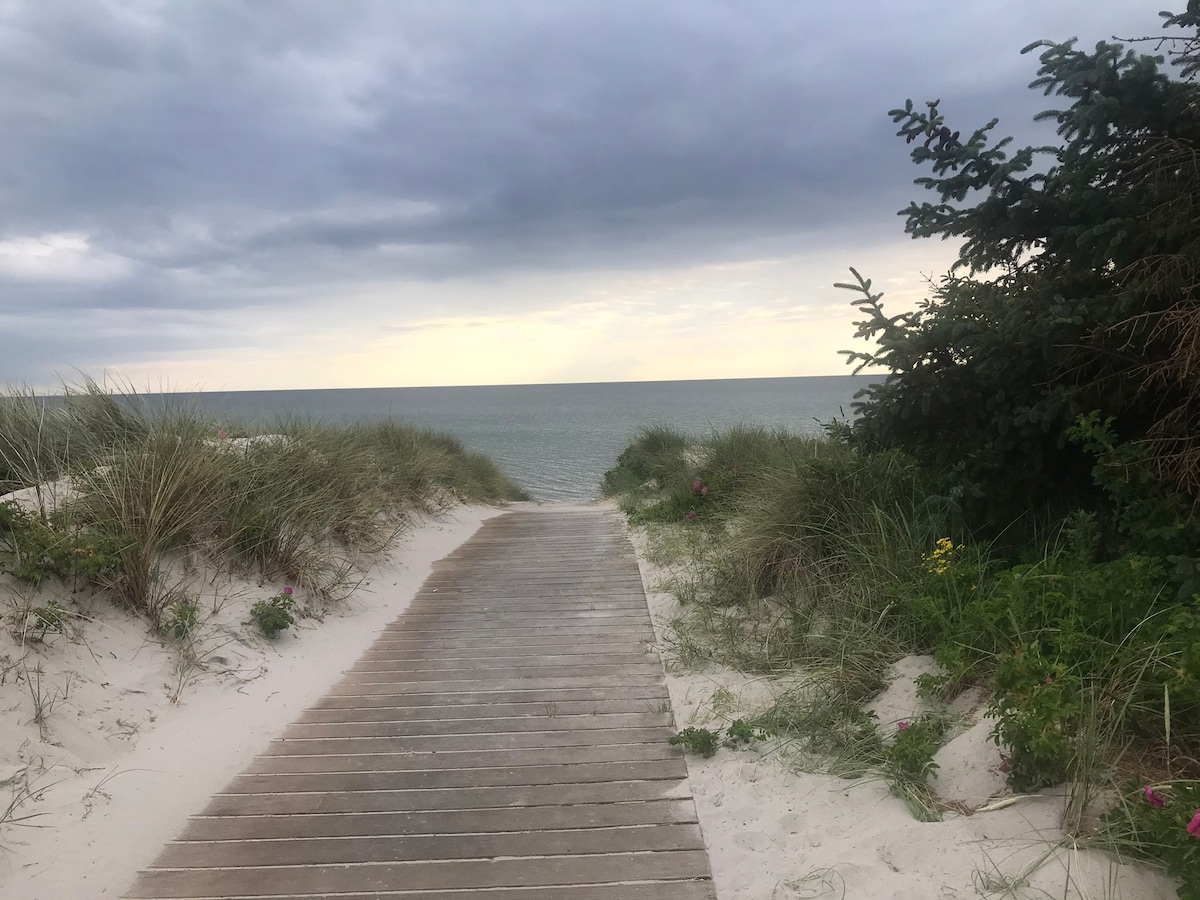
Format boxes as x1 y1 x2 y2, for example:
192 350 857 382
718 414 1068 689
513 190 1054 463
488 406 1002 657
922 538 955 575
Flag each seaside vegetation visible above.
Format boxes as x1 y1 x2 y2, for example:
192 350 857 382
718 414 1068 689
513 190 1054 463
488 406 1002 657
0 378 528 623
606 8 1200 895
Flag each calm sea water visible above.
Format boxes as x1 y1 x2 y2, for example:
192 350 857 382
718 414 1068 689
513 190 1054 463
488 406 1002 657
178 376 874 501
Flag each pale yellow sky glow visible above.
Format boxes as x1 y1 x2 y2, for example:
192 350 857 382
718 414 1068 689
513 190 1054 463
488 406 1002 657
107 241 955 391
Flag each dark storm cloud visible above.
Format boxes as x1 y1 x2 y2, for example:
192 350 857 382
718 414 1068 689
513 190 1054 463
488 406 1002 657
0 0 1165 378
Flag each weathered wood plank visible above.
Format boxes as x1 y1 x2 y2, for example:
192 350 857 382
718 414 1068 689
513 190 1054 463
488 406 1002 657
300 697 670 720
281 711 673 738
177 802 700 841
265 726 673 754
160 885 716 900
244 742 682 775
127 850 713 897
337 664 664 683
155 824 706 868
324 675 666 695
345 657 657 672
226 756 689 793
203 779 689 815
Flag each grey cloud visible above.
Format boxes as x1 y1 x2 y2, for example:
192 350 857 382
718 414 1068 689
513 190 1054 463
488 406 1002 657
0 0 1164 380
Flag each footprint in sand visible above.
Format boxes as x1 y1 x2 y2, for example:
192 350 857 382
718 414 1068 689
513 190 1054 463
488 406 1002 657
778 811 805 833
733 829 772 851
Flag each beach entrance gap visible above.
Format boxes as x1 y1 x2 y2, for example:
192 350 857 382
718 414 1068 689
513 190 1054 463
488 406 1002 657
124 504 716 899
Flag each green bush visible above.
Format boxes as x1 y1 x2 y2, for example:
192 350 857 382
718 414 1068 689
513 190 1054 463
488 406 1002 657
601 425 690 496
250 589 295 638
0 500 123 587
669 726 719 758
884 713 948 821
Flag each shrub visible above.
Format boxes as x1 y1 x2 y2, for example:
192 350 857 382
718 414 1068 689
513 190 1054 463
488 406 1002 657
669 726 720 758
250 588 295 638
601 425 690 496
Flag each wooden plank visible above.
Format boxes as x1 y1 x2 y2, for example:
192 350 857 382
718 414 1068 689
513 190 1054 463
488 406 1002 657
178 801 700 840
203 780 690 815
243 743 682 775
348 657 657 672
127 850 713 897
300 697 670 720
168 885 716 900
155 824 706 868
281 711 673 738
225 759 689 793
366 629 656 641
337 664 664 683
356 643 648 660
324 675 666 695
264 726 673 754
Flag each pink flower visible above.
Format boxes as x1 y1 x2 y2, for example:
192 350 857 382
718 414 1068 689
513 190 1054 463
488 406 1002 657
1045 676 1054 684
1143 786 1165 809
897 721 910 731
218 430 228 440
685 512 697 521
281 586 293 596
692 480 702 493
701 486 708 495
1189 808 1200 839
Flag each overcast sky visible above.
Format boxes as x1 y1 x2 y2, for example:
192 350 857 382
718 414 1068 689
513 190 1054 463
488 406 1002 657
0 0 1164 390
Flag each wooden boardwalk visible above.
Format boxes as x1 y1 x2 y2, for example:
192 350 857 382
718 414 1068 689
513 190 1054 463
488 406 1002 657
126 505 716 899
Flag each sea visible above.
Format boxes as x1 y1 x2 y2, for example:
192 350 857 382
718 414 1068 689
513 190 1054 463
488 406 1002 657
177 375 875 501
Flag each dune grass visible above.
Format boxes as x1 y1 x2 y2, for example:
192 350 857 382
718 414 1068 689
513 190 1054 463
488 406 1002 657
0 379 527 621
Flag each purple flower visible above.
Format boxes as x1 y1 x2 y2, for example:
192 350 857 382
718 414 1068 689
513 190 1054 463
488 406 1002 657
1143 786 1165 809
685 512 697 521
1189 808 1200 839
701 486 708 495
897 721 910 732
692 480 702 493
281 586 293 596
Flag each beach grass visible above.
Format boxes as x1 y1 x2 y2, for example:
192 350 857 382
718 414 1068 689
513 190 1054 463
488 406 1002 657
0 379 527 621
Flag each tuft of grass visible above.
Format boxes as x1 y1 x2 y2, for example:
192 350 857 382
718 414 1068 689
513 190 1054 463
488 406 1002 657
602 424 690 497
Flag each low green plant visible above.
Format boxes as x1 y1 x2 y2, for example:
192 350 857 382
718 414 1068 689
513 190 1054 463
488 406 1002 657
883 714 947 821
250 587 295 637
164 598 201 640
670 720 768 758
885 717 942 783
0 502 122 588
989 646 1082 792
724 718 767 747
670 726 720 758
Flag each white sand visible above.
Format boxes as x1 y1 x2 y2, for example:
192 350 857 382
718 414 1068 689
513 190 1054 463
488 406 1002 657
0 505 500 899
626 525 1181 900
